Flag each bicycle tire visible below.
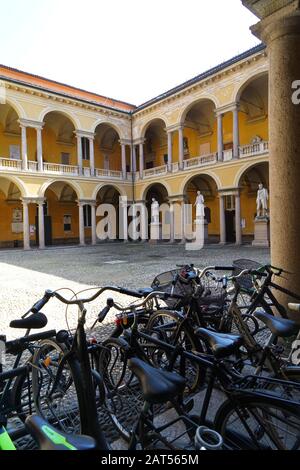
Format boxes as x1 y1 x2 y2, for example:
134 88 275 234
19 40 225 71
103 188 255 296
214 394 300 450
31 339 86 435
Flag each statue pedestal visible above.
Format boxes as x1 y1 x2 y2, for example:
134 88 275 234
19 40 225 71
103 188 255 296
186 217 205 251
149 222 160 244
204 219 208 242
252 217 270 247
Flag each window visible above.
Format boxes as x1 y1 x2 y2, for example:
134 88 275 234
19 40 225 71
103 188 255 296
81 137 90 160
225 195 235 211
61 153 70 165
10 145 21 160
83 205 91 228
63 215 72 232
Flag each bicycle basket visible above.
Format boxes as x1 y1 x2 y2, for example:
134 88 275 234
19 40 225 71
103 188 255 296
151 268 198 308
233 259 264 291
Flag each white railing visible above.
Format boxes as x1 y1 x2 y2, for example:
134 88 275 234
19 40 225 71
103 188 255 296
0 157 22 171
43 162 79 175
172 162 179 173
223 149 233 162
143 165 167 179
239 141 269 157
183 153 217 170
95 168 123 179
28 161 38 172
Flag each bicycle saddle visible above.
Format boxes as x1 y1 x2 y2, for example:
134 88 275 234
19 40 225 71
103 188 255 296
25 415 96 451
254 310 299 338
128 357 186 404
10 312 48 330
195 328 243 358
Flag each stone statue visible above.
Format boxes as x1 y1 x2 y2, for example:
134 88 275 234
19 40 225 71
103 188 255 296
194 191 205 218
256 183 269 217
151 198 159 223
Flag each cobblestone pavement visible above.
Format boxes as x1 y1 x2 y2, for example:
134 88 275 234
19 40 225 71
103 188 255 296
0 242 270 339
0 243 270 449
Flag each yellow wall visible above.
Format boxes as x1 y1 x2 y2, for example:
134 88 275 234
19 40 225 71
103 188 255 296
0 124 21 158
43 128 77 166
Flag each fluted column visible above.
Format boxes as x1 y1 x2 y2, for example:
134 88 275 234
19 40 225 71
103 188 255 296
22 200 30 250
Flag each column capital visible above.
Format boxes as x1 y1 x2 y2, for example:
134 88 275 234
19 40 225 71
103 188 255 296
133 138 146 145
77 199 96 207
74 130 95 139
218 187 241 197
165 124 183 133
22 197 45 205
19 118 44 130
215 102 239 116
119 138 131 146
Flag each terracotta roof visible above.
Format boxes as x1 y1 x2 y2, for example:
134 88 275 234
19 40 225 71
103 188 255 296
0 64 136 113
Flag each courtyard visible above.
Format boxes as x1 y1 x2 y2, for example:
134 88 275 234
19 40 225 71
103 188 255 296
0 243 270 339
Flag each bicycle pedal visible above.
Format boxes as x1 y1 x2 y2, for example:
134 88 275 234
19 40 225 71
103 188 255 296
183 398 194 413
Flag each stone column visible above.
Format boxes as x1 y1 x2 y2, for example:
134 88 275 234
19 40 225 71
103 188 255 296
20 125 28 171
219 195 226 244
121 143 127 179
235 192 242 245
89 137 95 176
232 105 240 159
168 201 175 243
139 142 144 179
76 134 83 174
36 126 43 171
37 200 45 249
246 3 300 310
217 113 223 162
167 131 173 172
78 202 85 246
178 127 184 170
22 200 30 250
91 202 97 245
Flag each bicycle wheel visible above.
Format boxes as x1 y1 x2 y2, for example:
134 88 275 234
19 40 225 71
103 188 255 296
146 310 205 393
214 394 300 450
31 339 85 435
98 337 144 444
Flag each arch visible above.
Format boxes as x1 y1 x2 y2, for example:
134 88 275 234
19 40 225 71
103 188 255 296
0 174 28 197
38 179 84 199
141 181 171 202
92 182 126 200
178 96 219 126
92 119 123 138
234 70 269 103
140 117 168 139
1 97 26 119
234 159 269 187
39 107 80 129
180 170 221 195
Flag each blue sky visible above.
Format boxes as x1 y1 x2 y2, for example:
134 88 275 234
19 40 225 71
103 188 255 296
0 0 260 105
